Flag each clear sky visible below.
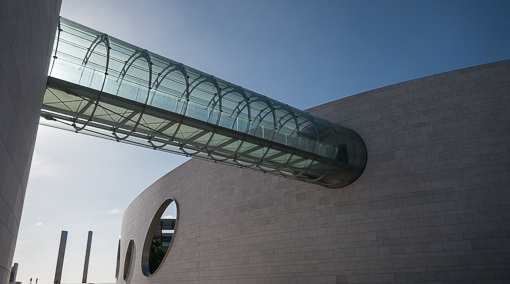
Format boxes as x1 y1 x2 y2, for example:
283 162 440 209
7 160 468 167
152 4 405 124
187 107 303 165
12 0 510 283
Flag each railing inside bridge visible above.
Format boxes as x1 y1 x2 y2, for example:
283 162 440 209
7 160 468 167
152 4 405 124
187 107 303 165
42 17 367 188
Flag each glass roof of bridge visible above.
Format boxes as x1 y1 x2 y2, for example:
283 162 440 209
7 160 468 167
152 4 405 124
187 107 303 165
42 17 366 187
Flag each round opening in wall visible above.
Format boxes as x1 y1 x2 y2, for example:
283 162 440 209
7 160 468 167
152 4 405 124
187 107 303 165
141 198 178 276
123 239 134 280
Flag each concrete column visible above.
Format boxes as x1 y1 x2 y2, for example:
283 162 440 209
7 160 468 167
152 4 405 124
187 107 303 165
53 231 68 284
8 264 17 283
115 239 120 279
82 231 93 283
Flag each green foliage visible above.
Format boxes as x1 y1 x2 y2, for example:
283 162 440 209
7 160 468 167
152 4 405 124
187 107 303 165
149 239 168 274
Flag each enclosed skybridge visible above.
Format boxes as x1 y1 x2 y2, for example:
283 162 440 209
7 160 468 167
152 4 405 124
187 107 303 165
42 17 367 188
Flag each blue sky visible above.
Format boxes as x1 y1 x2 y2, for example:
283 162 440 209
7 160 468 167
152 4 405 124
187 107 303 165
13 1 510 283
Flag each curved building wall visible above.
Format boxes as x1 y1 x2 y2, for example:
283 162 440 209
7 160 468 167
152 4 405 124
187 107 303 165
118 60 510 283
0 1 61 283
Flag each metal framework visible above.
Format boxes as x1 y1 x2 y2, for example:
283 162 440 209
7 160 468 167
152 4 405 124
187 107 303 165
42 17 367 187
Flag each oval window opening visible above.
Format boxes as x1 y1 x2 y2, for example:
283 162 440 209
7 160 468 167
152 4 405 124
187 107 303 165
141 199 178 276
123 239 134 280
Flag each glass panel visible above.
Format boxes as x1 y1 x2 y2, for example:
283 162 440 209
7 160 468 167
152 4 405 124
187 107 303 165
151 69 186 111
207 134 232 148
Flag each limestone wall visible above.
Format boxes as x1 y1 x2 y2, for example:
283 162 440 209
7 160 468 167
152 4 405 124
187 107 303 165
0 2 61 283
118 60 510 283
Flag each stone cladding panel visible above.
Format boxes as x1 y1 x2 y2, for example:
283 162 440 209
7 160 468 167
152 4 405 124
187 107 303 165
119 60 510 283
0 1 61 283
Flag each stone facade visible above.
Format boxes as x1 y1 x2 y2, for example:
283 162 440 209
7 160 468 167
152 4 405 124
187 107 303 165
0 1 61 283
118 60 510 283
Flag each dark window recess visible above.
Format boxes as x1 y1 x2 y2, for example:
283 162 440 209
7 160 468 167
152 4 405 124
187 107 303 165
124 239 134 280
336 144 349 163
141 199 178 276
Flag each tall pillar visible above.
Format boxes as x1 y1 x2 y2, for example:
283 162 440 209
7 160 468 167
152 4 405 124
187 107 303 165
8 264 17 283
54 231 68 284
115 239 121 279
82 231 93 283
0 1 62 284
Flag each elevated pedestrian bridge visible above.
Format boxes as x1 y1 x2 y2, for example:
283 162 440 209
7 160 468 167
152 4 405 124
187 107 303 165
42 17 367 188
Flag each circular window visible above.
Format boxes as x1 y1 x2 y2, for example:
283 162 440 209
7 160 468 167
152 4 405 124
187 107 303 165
123 239 134 280
141 198 178 276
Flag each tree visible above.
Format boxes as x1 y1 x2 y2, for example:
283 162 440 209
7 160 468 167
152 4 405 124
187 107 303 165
148 239 168 274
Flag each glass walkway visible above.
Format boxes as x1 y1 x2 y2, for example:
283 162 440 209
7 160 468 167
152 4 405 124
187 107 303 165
42 17 367 188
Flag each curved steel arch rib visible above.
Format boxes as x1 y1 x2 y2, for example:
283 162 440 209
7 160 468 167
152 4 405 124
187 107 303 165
42 17 367 188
